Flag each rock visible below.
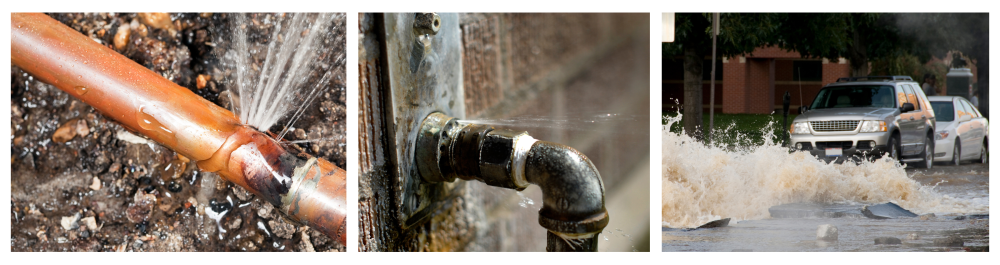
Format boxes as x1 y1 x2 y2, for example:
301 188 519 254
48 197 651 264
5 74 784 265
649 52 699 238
81 216 98 231
36 229 48 242
874 237 902 245
138 13 173 31
933 236 964 247
90 176 102 190
196 74 210 89
906 233 920 240
919 213 936 221
816 224 838 241
108 162 122 173
228 217 242 230
232 185 253 202
114 24 130 50
116 130 149 144
52 119 80 143
60 213 81 230
295 128 307 140
861 202 918 219
74 119 89 137
696 218 730 229
258 202 274 219
126 191 156 223
299 230 316 252
269 218 296 239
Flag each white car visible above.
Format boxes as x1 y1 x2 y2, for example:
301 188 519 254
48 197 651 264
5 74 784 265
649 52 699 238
929 96 989 165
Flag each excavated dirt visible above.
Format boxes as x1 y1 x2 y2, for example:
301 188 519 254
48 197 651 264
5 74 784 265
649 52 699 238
10 13 346 252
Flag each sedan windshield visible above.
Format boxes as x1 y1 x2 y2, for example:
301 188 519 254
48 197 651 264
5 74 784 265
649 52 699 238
931 101 955 122
810 85 896 110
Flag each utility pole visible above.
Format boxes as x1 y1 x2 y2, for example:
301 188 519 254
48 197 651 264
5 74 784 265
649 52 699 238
708 13 719 145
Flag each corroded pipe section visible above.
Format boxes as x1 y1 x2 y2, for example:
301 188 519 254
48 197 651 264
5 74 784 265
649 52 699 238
416 112 609 252
12 13 345 245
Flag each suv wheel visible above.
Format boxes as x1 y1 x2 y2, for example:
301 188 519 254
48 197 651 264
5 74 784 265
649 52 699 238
887 135 900 162
915 134 934 169
952 140 961 166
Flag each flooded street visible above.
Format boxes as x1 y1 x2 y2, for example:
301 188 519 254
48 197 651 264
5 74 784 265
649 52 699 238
661 113 988 252
662 163 989 252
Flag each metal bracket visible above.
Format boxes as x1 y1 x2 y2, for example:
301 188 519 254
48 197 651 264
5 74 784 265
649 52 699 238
381 13 464 229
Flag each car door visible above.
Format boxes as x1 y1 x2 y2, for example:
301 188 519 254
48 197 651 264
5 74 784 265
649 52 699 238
899 85 922 155
958 99 983 159
894 86 913 154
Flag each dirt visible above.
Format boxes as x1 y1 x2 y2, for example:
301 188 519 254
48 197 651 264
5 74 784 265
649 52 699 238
10 13 346 252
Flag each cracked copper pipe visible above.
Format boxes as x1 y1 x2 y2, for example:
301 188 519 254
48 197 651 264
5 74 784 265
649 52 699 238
416 112 609 252
11 13 345 244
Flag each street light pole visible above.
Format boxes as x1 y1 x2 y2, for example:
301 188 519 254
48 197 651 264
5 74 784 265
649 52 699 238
708 13 719 145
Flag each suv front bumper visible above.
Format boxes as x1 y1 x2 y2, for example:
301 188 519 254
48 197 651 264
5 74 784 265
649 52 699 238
790 132 892 163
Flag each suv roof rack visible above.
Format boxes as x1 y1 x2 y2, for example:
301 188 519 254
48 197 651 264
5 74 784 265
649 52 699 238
836 76 913 82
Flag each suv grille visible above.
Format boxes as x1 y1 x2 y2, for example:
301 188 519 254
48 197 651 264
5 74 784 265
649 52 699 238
815 141 853 149
810 120 860 132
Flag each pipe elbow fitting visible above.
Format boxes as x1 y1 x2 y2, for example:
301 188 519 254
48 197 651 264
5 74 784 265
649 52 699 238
524 141 609 235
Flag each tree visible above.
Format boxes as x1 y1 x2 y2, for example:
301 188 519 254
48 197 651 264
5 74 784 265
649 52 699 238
893 13 989 118
664 13 780 139
774 13 909 77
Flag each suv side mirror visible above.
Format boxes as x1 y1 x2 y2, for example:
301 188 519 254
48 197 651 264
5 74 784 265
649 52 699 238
900 103 915 112
959 114 972 122
799 106 808 114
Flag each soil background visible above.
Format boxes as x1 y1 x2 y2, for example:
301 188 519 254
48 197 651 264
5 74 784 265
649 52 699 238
10 13 346 252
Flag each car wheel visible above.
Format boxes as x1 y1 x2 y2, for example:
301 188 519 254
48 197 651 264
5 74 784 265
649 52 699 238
980 140 988 164
952 140 961 166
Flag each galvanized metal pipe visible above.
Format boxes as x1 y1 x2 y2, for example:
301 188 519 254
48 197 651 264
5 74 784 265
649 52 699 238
416 112 609 252
11 13 345 245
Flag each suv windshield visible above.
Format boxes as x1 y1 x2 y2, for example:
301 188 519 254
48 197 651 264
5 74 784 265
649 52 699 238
930 101 954 122
810 85 896 110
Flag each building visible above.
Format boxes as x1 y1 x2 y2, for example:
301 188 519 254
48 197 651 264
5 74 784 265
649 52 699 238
664 46 851 114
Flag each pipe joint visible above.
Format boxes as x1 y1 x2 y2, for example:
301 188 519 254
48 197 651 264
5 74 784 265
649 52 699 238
415 113 609 251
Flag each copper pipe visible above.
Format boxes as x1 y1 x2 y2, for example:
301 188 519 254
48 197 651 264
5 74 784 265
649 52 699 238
12 13 345 245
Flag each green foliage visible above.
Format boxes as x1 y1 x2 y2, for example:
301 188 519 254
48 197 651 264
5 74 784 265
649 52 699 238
772 13 850 60
664 112 796 147
870 52 921 76
663 13 781 59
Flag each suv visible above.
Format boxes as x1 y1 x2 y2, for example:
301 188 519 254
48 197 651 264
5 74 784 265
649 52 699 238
790 76 937 168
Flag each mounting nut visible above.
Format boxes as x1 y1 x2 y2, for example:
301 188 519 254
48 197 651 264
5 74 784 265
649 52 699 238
413 13 441 35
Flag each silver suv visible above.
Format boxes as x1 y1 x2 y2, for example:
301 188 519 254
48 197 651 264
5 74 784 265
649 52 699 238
790 76 937 168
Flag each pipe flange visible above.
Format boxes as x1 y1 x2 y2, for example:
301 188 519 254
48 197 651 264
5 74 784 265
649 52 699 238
416 112 456 183
538 211 609 235
451 123 493 180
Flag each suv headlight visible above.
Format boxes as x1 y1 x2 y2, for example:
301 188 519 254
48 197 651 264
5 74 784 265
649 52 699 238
859 120 887 133
791 122 811 134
